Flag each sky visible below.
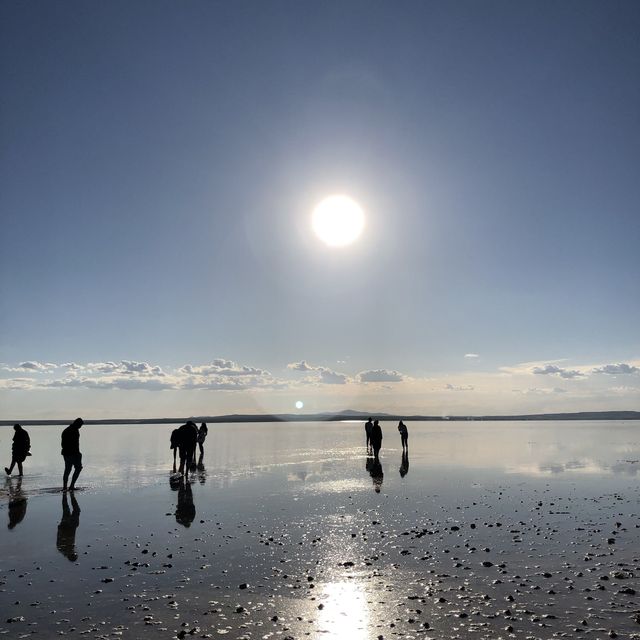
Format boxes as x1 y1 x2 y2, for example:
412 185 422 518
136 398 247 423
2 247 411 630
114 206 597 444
1 0 639 419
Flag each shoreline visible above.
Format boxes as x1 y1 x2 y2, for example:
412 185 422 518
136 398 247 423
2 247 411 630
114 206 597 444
1 409 639 426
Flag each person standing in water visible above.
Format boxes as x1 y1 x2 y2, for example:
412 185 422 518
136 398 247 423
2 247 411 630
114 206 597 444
397 420 409 451
364 417 373 452
61 418 83 491
197 422 208 457
170 428 180 472
370 419 383 459
5 423 31 476
176 421 198 476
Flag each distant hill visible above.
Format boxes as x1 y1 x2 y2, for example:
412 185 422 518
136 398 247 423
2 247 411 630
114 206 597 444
1 409 639 426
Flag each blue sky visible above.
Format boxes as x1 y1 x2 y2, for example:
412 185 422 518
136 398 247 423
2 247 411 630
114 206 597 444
1 0 639 418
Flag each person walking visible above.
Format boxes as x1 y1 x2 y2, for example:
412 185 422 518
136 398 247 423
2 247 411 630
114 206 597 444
5 423 31 476
397 420 409 451
61 418 83 491
370 419 383 459
364 417 373 452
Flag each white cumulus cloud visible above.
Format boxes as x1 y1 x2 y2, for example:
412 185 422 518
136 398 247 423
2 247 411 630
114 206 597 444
358 369 404 383
592 363 639 375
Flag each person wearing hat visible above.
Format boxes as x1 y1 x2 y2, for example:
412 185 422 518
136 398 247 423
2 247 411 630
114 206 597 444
5 423 31 476
61 418 84 491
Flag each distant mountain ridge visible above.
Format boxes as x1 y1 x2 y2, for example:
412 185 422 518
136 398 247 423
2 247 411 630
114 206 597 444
1 409 639 426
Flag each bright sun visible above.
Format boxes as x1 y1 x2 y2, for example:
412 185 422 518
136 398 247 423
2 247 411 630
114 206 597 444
312 195 365 247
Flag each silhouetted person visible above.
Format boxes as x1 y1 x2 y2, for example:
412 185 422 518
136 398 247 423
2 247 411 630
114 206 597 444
397 420 408 450
197 422 208 456
369 457 384 493
5 423 31 476
176 421 198 476
56 492 80 561
61 418 83 491
170 428 180 472
175 478 195 527
7 477 28 529
399 450 409 478
370 420 383 459
364 418 373 451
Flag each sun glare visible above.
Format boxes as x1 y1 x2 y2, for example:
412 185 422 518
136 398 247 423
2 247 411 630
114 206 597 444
312 195 365 247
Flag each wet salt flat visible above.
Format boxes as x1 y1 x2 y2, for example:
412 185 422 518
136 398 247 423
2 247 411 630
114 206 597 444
1 420 639 639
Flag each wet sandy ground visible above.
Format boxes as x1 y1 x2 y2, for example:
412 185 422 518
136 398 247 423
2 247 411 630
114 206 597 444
1 421 639 639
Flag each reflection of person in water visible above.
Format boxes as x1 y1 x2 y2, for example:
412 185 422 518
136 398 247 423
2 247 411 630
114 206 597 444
399 450 409 478
196 451 206 484
7 477 28 529
56 492 81 562
370 420 383 459
369 457 384 493
173 477 196 527
5 423 31 477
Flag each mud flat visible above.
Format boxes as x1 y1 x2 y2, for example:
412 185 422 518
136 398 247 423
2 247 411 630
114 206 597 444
1 420 639 639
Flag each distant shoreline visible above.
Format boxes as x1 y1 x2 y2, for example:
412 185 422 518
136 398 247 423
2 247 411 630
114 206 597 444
1 410 638 426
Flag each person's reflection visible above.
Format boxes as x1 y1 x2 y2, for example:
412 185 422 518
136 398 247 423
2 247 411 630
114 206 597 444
196 454 206 485
7 477 28 530
56 492 81 561
399 450 409 478
369 458 384 493
172 476 196 527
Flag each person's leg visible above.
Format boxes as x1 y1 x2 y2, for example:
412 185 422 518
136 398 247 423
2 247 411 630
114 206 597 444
17 460 23 476
6 457 16 474
63 457 73 489
198 442 204 456
69 455 82 490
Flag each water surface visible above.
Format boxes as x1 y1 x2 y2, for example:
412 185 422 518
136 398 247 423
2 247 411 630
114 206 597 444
1 421 639 639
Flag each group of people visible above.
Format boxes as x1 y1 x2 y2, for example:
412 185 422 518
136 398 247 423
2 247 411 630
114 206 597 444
4 417 408 492
4 418 86 491
3 417 211 489
170 421 208 476
364 417 409 458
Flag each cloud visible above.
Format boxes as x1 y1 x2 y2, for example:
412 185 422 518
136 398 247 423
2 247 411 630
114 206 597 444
179 359 268 377
43 376 174 391
532 364 584 379
60 362 84 371
318 368 348 385
592 363 639 375
445 383 474 391
512 387 568 395
358 369 404 383
285 361 349 384
0 377 37 390
18 361 57 371
86 361 166 377
464 353 479 359
608 386 640 394
287 361 314 372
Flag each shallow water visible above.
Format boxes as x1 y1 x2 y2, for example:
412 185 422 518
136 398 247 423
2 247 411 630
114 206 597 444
1 421 639 639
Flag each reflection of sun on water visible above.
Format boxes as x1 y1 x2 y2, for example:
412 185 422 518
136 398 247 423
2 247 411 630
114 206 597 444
317 581 369 639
